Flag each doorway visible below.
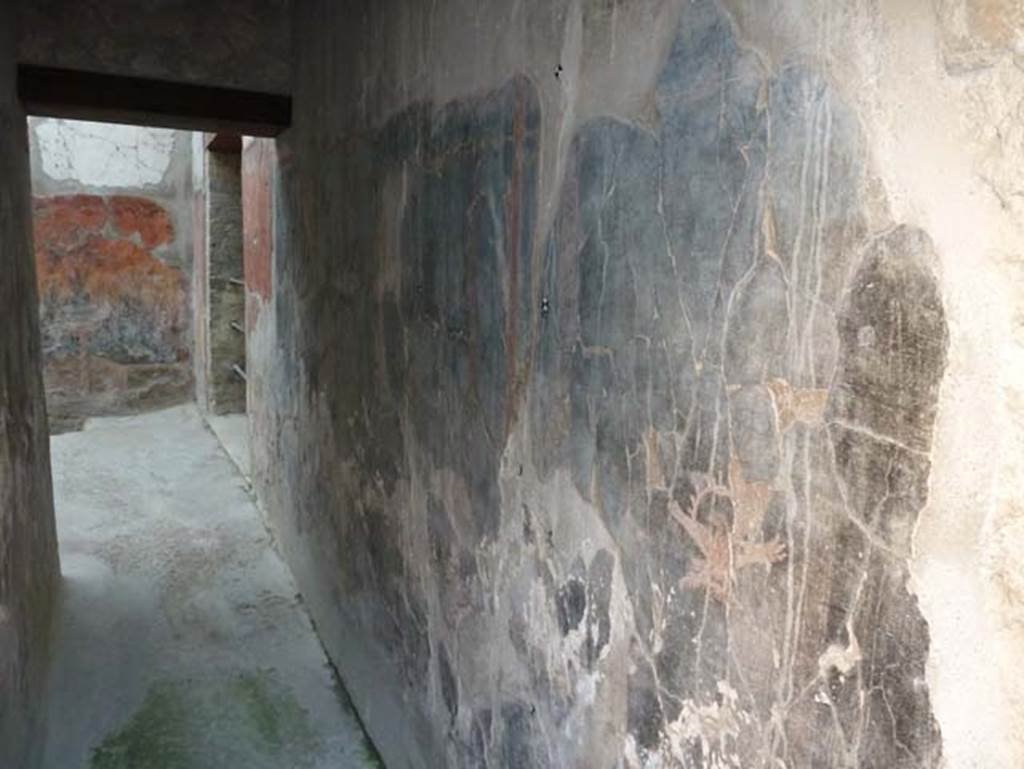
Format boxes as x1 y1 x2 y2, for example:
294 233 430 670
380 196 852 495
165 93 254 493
193 132 250 476
25 117 378 768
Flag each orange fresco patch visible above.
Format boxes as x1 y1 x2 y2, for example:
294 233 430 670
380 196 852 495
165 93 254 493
35 195 184 296
110 196 175 248
37 235 184 309
83 238 185 310
33 194 186 327
33 195 108 251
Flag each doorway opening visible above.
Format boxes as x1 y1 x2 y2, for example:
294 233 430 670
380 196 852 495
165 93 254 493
193 132 250 476
25 116 379 768
29 119 253 472
5 65 385 769
30 118 195 434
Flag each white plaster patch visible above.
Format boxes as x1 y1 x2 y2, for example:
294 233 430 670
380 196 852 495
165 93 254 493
817 632 862 677
574 669 602 707
34 119 176 188
664 682 748 769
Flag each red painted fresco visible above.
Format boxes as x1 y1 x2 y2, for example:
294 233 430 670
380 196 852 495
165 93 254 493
33 195 184 314
33 194 188 364
109 195 175 248
32 194 108 252
242 139 274 310
33 193 191 428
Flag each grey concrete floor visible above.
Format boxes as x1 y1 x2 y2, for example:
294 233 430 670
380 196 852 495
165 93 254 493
42 405 380 769
205 414 251 480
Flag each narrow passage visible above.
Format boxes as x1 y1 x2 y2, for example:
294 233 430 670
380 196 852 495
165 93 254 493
42 406 379 769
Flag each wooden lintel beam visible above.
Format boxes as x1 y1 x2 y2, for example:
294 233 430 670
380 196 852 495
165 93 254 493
206 133 243 153
17 65 291 137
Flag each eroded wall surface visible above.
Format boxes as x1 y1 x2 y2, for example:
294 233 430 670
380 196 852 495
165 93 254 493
242 138 276 468
249 0 1023 767
0 6 61 766
29 120 194 432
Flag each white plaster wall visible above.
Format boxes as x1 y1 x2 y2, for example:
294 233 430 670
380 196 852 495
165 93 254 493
839 8 1024 767
32 119 176 190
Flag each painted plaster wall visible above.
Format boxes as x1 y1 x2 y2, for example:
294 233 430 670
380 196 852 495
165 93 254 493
242 138 276 476
0 5 61 767
245 0 1022 767
29 119 195 432
16 0 291 96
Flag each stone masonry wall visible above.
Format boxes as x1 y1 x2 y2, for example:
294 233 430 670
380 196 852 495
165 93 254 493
248 0 1024 767
29 120 194 432
193 137 246 416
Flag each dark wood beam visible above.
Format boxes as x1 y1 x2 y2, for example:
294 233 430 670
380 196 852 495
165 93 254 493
17 65 291 137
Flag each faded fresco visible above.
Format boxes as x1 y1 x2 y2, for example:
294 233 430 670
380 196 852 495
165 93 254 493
254 1 951 767
33 194 190 431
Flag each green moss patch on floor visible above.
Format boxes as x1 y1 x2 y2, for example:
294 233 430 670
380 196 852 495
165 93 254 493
90 670 321 769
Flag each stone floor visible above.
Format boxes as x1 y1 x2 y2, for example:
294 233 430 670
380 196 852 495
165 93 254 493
42 405 380 769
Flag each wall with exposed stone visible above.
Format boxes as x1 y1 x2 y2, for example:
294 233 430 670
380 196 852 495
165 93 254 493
28 119 194 432
0 5 61 767
246 0 1024 767
192 136 246 416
